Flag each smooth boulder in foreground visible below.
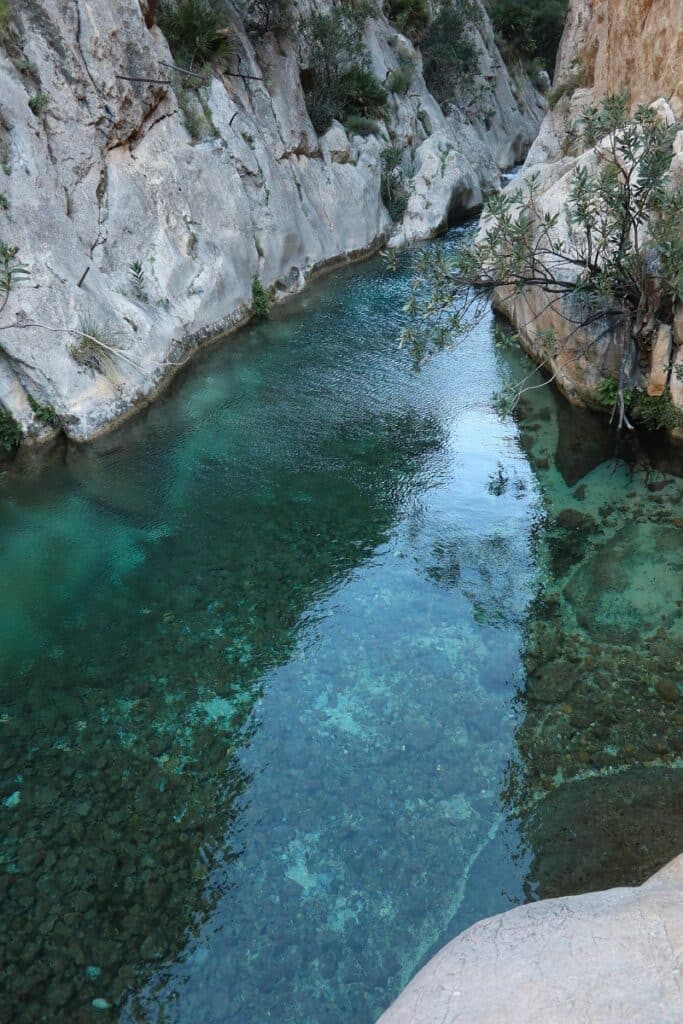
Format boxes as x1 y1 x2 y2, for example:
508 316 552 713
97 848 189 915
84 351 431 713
377 854 683 1024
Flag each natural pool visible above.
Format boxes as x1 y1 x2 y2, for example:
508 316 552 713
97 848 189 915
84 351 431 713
1 225 682 1023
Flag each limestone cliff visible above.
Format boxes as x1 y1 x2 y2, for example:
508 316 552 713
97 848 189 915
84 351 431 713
493 0 683 432
0 0 543 442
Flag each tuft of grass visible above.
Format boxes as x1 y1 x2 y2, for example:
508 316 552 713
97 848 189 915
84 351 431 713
71 319 114 374
28 91 49 116
27 394 61 430
251 277 270 319
0 405 21 452
343 114 380 137
386 60 413 96
158 0 235 68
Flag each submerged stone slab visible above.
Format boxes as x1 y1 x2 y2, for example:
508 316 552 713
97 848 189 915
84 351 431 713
376 854 683 1024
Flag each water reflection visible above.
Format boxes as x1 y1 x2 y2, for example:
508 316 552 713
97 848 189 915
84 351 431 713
501 360 683 903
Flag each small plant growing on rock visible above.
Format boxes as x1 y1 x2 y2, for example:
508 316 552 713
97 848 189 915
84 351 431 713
386 57 414 96
251 278 270 319
381 144 410 221
0 240 29 315
128 260 149 302
385 0 430 42
344 114 380 137
0 192 7 210
0 405 21 452
27 394 61 430
72 319 115 374
158 0 235 68
28 91 49 116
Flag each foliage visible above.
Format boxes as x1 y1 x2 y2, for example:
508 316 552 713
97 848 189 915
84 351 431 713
344 114 380 137
128 261 149 302
630 391 683 432
0 240 29 315
300 4 385 133
487 0 568 74
404 95 683 430
0 0 10 45
381 145 409 221
386 56 414 95
243 0 291 35
548 58 586 108
27 394 61 430
384 0 430 43
251 277 270 319
0 405 21 452
72 319 115 374
0 192 7 210
158 0 234 67
421 0 481 110
28 92 49 116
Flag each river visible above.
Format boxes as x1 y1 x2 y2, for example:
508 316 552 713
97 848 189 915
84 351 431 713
1 224 682 1022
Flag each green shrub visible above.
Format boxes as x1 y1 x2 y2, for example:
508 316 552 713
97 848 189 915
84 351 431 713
386 58 414 95
339 67 388 118
631 391 683 432
28 92 49 116
72 319 114 374
344 114 380 137
158 0 234 67
0 192 7 210
487 0 568 74
385 0 430 42
27 394 61 430
0 405 21 452
381 144 409 220
300 4 384 133
0 0 10 44
422 1 481 109
251 277 270 319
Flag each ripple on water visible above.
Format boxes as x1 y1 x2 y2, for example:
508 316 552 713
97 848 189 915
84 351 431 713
0 232 682 1023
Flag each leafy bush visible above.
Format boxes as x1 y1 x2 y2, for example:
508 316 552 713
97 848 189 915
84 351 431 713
386 57 414 95
251 278 270 319
0 192 7 210
344 114 380 137
28 92 49 116
631 391 683 432
384 0 430 43
243 0 290 35
422 1 481 109
381 144 409 221
0 0 11 45
300 5 384 133
158 0 234 67
405 95 683 431
487 0 568 74
339 67 388 118
0 406 21 452
27 394 61 430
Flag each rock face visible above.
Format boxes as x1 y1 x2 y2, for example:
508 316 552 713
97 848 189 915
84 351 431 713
0 0 543 442
376 853 683 1024
492 0 683 430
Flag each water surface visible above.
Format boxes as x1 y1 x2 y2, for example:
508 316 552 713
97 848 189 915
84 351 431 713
1 227 681 1022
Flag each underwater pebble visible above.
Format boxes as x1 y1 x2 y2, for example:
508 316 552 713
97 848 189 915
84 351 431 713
91 997 111 1010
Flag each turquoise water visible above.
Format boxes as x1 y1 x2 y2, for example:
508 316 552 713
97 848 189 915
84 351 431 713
1 226 681 1022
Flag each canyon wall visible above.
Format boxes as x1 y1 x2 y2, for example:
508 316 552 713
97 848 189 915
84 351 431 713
0 0 543 443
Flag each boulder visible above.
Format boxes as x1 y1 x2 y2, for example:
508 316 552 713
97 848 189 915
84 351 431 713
376 854 683 1024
